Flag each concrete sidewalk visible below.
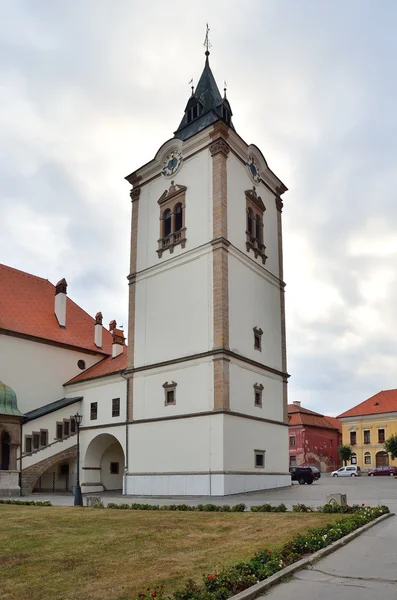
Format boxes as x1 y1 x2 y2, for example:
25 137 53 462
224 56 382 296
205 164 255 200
259 516 397 600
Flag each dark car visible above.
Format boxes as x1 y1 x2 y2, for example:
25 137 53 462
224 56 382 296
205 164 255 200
306 465 321 480
367 466 397 477
289 466 315 485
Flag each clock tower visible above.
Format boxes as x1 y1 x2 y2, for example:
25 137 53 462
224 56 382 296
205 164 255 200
124 46 290 496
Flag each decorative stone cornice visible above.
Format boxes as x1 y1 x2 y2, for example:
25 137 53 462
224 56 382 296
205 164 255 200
245 186 266 212
158 181 187 206
275 197 283 212
210 237 231 251
130 186 141 202
210 139 230 157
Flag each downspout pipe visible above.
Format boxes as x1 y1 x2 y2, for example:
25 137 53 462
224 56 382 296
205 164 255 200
121 370 129 495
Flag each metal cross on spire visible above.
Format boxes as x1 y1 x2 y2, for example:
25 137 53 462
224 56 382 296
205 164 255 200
203 23 211 57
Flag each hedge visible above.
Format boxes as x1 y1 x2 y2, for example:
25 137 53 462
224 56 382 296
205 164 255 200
0 499 52 506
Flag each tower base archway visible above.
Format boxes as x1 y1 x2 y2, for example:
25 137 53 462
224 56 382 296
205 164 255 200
82 434 125 493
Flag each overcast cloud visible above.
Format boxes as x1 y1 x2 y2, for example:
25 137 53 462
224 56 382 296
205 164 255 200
1 0 397 416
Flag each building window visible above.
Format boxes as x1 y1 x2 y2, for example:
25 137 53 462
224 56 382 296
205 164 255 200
363 430 371 444
289 436 296 448
77 359 86 370
60 463 69 475
351 453 357 465
253 327 263 351
255 450 265 468
90 402 98 420
25 436 32 454
110 462 119 475
63 421 70 437
290 455 297 467
378 429 385 443
157 182 187 257
70 418 76 434
112 398 120 417
364 452 371 465
163 381 177 405
329 439 333 447
56 423 63 439
245 187 267 264
33 433 40 450
254 383 264 408
40 430 48 447
350 431 357 445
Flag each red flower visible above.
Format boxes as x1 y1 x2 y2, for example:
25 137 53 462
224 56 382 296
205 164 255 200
151 594 157 598
208 575 214 581
362 504 365 507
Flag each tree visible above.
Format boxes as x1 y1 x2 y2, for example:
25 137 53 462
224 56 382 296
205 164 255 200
384 434 397 460
338 444 352 466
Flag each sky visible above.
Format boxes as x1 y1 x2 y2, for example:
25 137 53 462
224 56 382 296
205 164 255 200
1 0 397 417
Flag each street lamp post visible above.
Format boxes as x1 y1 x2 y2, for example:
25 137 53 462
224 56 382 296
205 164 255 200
73 412 83 506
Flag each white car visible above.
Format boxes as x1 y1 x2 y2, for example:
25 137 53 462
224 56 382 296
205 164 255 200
331 466 361 477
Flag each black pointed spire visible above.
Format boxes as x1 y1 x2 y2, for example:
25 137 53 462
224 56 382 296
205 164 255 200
174 28 235 141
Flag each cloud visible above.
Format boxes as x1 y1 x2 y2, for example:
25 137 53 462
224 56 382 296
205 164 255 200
1 0 397 417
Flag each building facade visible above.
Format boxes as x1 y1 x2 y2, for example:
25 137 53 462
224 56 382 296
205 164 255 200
288 401 342 472
123 49 290 495
338 389 397 470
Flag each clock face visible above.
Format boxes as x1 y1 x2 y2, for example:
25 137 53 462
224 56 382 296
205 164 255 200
248 156 261 183
162 150 182 177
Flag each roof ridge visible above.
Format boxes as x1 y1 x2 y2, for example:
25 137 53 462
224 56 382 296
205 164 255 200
0 263 51 284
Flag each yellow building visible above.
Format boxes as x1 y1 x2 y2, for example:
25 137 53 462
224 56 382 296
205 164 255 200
337 389 397 470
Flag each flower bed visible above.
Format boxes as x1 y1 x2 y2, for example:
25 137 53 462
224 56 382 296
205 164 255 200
0 499 52 506
135 504 389 600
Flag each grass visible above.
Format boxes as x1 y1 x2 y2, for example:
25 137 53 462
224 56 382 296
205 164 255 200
0 506 347 600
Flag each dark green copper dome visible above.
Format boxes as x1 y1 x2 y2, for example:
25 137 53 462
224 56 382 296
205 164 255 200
0 381 23 416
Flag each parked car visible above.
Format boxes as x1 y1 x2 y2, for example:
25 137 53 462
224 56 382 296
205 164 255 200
331 466 361 477
289 466 315 485
367 466 397 477
306 465 321 480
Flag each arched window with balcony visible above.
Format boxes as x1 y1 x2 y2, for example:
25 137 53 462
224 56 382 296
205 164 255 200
175 203 183 232
163 209 172 237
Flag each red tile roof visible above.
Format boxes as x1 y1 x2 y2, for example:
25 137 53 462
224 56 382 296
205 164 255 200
65 348 127 385
0 264 112 355
288 404 341 431
323 416 343 433
337 389 397 419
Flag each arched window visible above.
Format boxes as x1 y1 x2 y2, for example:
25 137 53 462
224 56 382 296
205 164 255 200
256 214 261 241
351 453 357 465
364 452 371 465
247 208 253 235
163 209 171 237
175 203 183 232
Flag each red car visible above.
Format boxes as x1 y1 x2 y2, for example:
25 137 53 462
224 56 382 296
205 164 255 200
367 466 397 477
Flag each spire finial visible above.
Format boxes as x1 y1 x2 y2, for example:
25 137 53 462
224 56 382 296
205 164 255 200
189 77 194 95
204 23 211 59
224 80 227 98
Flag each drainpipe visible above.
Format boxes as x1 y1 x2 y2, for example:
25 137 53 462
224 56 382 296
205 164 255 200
121 370 129 496
19 419 24 495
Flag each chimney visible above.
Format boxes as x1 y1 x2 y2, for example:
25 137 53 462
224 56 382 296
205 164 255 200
55 278 67 327
95 312 103 348
112 327 125 358
109 319 117 333
293 401 301 407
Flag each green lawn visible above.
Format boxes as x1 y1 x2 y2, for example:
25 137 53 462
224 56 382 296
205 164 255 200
0 506 346 600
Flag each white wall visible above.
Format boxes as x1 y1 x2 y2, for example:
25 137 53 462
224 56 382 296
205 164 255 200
134 250 213 366
128 414 224 474
227 152 279 278
0 334 103 412
80 427 126 488
223 414 289 473
228 252 282 371
101 442 124 490
133 357 213 420
66 376 126 428
136 149 213 273
22 401 82 446
229 362 284 422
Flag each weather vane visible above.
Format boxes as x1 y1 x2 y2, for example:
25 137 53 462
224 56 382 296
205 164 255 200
204 23 211 55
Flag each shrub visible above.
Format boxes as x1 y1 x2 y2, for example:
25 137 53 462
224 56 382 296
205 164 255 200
0 499 52 506
251 503 287 513
230 503 246 512
292 503 315 513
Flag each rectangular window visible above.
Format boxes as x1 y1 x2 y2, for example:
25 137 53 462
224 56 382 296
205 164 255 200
40 430 48 447
364 453 371 464
254 450 265 469
25 437 32 454
33 433 40 450
110 462 119 474
63 421 70 437
112 397 120 417
289 436 296 447
70 418 76 434
56 423 63 439
254 384 263 408
90 402 98 420
289 455 297 467
363 430 370 444
329 439 333 447
350 431 357 445
378 429 385 443
254 391 262 407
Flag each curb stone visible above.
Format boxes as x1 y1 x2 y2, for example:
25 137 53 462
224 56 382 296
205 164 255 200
229 512 394 600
